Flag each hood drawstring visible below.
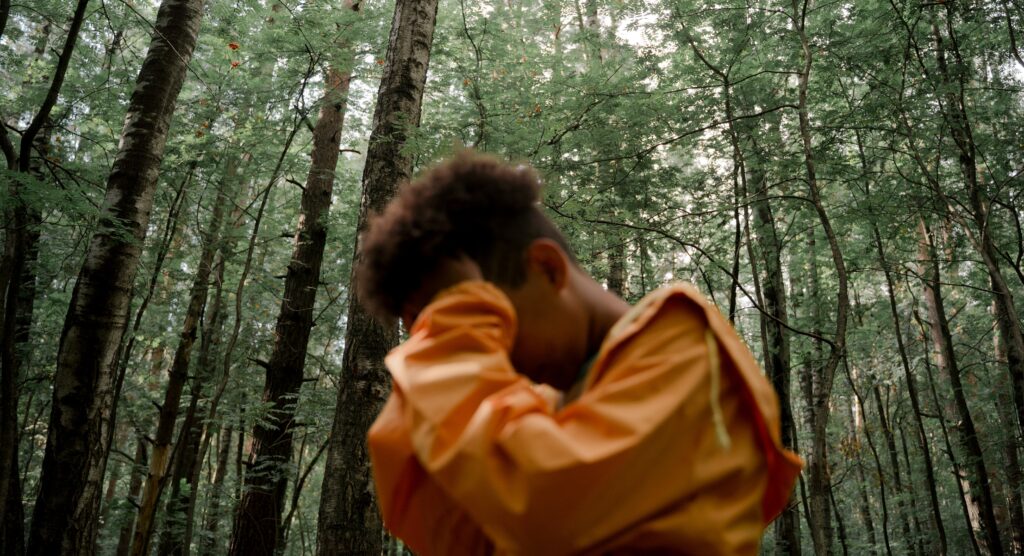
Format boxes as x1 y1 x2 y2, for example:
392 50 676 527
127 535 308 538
705 329 732 450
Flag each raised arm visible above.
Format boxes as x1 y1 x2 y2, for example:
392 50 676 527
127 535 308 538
369 281 799 554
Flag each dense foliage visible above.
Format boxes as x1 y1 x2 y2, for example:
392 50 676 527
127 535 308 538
1 0 1022 554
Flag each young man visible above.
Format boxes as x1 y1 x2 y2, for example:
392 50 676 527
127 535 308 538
361 151 802 555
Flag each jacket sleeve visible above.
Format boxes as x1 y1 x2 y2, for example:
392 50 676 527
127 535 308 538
368 281 774 554
369 393 493 556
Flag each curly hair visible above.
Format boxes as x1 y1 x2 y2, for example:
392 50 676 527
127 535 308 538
356 150 574 322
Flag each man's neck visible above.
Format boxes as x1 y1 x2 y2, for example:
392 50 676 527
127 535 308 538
580 273 631 361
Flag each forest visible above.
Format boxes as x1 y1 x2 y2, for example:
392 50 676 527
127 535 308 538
1 0 1023 554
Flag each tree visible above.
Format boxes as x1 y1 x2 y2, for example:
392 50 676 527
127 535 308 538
0 3 90 552
316 0 440 552
27 0 205 551
128 174 228 556
229 6 356 551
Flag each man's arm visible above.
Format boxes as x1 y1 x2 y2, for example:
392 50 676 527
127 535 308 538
370 394 493 556
369 280 793 554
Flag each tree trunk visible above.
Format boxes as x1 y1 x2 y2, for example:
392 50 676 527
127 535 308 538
229 49 353 556
898 424 927 556
161 159 246 556
913 306 984 556
994 318 1024 554
917 218 1003 555
931 6 1024 453
831 485 850 556
849 401 880 556
872 383 914 555
791 0 850 546
116 438 149 556
846 359 894 556
607 243 626 298
316 1 439 553
198 425 233 556
130 178 229 556
748 142 801 556
27 0 205 552
1 6 88 551
872 224 947 554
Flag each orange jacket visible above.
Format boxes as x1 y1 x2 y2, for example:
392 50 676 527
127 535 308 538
368 281 802 555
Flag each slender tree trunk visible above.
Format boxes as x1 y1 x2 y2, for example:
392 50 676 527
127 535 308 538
155 162 238 556
198 425 233 556
229 47 353 556
898 424 927 556
911 305 984 556
849 401 880 556
994 320 1024 554
161 159 245 556
872 223 947 554
1 6 88 551
280 438 328 546
0 0 9 43
130 180 229 556
116 438 149 556
831 486 850 556
607 243 626 298
790 1 850 551
316 1 439 553
931 6 1024 452
917 219 1003 555
847 359 894 556
748 143 801 556
27 0 205 552
872 384 915 555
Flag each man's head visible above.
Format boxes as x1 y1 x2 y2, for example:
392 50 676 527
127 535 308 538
356 150 622 390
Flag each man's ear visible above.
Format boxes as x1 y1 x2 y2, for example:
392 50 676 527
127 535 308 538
526 239 569 290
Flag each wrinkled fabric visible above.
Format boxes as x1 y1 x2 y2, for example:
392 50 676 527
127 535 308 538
368 281 802 555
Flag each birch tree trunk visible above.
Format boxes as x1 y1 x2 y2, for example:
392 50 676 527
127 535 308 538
228 42 354 556
27 0 204 552
316 1 439 553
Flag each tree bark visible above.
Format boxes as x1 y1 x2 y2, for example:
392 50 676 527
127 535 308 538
0 0 10 43
898 424 927 556
748 140 801 556
912 306 984 556
917 218 1003 555
27 0 205 552
160 158 245 556
872 383 914 555
316 1 439 553
846 359 894 556
1 6 88 551
848 400 880 556
994 315 1024 554
229 47 353 556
